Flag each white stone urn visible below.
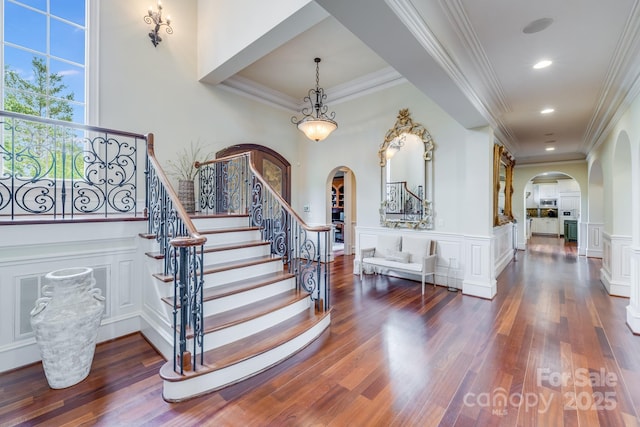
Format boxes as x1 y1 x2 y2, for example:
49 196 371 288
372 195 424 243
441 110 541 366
30 267 105 389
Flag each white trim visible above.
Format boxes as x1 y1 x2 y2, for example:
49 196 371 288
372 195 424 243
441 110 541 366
0 313 141 374
162 313 331 402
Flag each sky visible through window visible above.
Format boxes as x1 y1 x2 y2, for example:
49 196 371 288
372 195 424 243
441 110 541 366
3 0 86 123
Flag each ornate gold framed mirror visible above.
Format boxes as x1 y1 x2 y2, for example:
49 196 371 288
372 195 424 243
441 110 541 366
378 109 434 229
493 144 515 226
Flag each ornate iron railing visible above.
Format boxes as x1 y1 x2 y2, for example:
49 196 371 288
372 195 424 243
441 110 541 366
384 181 424 220
0 110 146 220
146 134 205 375
197 153 331 312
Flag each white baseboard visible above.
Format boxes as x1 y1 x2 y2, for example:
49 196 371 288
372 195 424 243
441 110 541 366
0 313 142 374
600 268 630 297
462 279 496 299
627 305 640 334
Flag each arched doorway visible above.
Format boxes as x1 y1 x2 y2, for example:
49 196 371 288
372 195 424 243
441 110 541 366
327 167 356 257
216 144 291 203
523 172 581 246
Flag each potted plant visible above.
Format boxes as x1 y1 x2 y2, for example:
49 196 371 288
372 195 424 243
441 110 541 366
166 141 213 213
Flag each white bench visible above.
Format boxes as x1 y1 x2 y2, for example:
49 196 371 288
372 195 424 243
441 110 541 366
359 234 436 294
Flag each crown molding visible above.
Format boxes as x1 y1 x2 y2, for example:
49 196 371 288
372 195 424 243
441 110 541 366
437 0 511 115
514 157 587 168
219 75 301 112
328 67 406 105
219 67 406 113
582 0 640 154
385 0 519 152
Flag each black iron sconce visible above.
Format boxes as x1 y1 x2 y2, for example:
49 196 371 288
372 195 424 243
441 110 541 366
144 1 173 47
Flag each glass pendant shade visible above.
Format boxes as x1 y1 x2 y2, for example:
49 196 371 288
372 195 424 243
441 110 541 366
292 58 338 142
297 118 338 142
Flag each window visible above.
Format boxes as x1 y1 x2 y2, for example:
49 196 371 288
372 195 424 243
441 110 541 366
3 0 87 123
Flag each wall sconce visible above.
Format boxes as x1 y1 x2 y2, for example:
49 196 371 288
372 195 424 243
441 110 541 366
144 1 173 47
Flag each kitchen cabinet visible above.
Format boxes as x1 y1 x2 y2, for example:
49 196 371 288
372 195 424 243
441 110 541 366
538 183 557 200
564 220 578 242
531 217 558 236
559 193 579 211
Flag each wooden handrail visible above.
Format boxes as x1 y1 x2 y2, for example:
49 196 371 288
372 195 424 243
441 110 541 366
196 153 331 233
146 133 206 247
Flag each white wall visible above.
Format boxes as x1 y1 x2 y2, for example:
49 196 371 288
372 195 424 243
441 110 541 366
296 82 493 236
97 0 307 207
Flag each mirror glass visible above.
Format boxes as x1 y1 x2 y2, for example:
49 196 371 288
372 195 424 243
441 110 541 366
493 144 515 226
379 109 434 229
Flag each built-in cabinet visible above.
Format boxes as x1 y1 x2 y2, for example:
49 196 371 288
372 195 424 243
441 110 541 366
537 183 557 200
331 177 344 208
531 217 559 236
564 220 578 242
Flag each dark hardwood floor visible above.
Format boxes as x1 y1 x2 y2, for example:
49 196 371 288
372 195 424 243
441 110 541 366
2 235 639 426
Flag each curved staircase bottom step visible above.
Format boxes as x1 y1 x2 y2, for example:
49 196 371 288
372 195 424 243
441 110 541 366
161 310 331 402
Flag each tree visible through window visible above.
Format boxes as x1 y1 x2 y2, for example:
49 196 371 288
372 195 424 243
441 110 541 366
2 0 87 179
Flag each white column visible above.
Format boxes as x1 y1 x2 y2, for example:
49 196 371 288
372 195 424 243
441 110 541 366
627 247 640 333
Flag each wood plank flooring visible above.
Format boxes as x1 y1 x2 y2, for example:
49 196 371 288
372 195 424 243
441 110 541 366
2 235 640 426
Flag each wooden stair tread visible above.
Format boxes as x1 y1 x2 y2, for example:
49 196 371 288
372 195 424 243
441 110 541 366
191 289 308 336
152 255 283 283
162 271 295 306
160 309 330 382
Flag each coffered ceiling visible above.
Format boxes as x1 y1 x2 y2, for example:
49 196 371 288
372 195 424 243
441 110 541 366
220 0 640 165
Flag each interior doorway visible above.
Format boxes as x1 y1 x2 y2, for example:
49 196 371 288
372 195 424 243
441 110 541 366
524 172 581 247
327 167 356 257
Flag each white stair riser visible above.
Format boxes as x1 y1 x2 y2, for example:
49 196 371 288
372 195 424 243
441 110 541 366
203 261 283 287
202 244 270 265
202 278 296 317
163 314 330 402
193 298 311 352
192 216 248 230
204 230 262 246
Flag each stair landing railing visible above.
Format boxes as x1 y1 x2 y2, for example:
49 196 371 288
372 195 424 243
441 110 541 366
196 153 331 312
0 110 146 221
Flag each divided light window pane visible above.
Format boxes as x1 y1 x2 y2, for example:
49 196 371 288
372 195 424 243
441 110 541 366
51 0 85 25
11 0 46 12
49 58 84 102
3 0 87 124
51 18 85 64
4 2 46 52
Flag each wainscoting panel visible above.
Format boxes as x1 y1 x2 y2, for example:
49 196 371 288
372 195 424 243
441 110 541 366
586 222 604 258
600 233 631 297
354 227 496 297
0 222 145 373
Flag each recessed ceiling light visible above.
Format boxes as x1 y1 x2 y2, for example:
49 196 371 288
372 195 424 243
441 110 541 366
541 108 555 114
523 18 554 34
533 60 552 69
545 147 555 151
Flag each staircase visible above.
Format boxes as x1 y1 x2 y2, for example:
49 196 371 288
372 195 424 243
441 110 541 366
145 212 331 402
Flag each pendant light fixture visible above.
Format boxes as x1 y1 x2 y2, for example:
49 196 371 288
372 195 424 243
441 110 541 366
291 58 338 142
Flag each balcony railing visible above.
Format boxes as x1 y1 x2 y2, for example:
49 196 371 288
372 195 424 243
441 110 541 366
0 110 147 221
